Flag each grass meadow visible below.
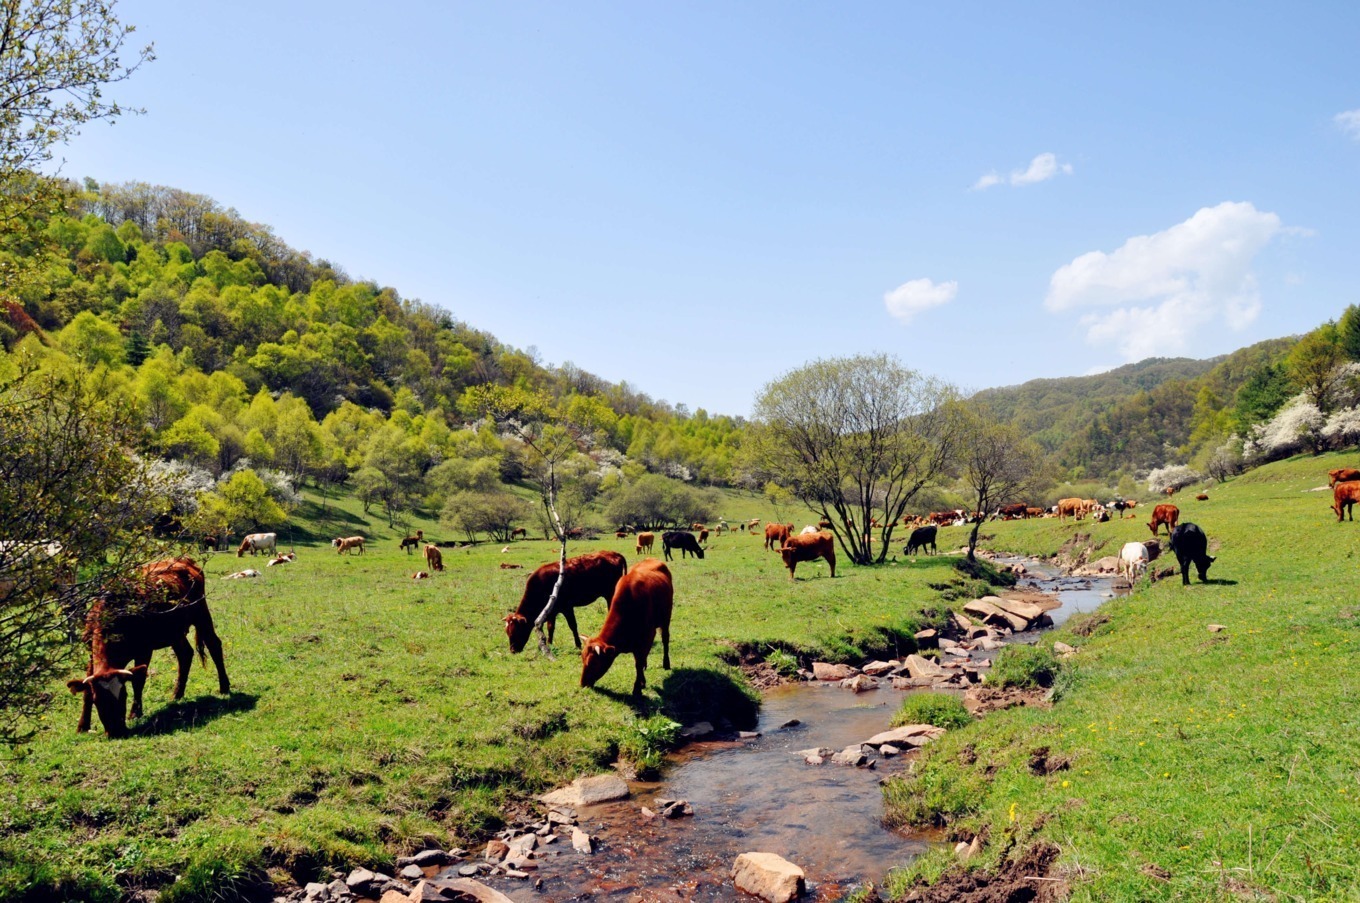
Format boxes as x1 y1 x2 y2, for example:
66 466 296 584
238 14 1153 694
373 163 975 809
0 490 953 901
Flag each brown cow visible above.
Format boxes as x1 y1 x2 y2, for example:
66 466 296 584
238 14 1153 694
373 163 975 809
333 535 365 555
1164 486 1177 496
1332 480 1360 521
1025 507 1046 519
504 550 627 653
400 529 424 553
1195 493 1209 501
635 531 655 554
1147 504 1180 536
1329 468 1360 487
510 527 528 540
778 531 836 580
697 528 709 546
818 519 832 530
763 522 792 551
67 558 230 738
580 559 673 696
424 544 443 571
1057 498 1084 521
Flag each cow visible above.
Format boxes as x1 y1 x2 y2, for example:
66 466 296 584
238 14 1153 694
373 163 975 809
510 527 528 540
763 522 791 551
1195 493 1209 501
697 528 709 546
1329 467 1360 487
615 531 628 539
995 503 1028 520
1332 480 1360 522
904 525 937 556
1057 498 1084 521
1118 541 1151 585
400 529 424 553
1025 507 1046 519
67 558 230 738
778 531 835 579
1169 522 1215 585
1147 504 1179 537
800 525 820 535
691 523 707 531
746 519 760 531
635 531 655 554
424 544 443 572
504 550 627 653
662 531 705 561
1108 499 1133 519
580 559 673 697
1164 486 1177 496
332 535 365 555
237 532 277 557
818 520 832 530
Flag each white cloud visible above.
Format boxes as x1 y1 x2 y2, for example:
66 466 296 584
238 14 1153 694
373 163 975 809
972 152 1072 190
884 278 957 324
1335 109 1360 141
1045 201 1283 361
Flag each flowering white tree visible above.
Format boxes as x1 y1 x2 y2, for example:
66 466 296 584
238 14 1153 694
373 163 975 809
1243 396 1326 462
1146 464 1203 494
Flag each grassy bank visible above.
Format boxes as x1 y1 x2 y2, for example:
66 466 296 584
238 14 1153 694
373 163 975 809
883 451 1360 901
1 488 958 901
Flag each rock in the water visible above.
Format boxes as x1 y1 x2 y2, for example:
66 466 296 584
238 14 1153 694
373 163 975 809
879 744 901 757
680 721 715 740
864 724 947 748
657 798 694 818
380 891 410 903
862 660 896 676
731 852 807 903
303 883 329 902
830 745 870 767
812 661 858 681
414 877 517 902
346 868 378 892
891 675 936 689
903 654 947 679
571 827 594 854
840 674 878 692
539 773 630 807
400 865 424 881
483 840 509 863
738 730 761 739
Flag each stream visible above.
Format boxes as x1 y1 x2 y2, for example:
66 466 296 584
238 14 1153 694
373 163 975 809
434 558 1124 902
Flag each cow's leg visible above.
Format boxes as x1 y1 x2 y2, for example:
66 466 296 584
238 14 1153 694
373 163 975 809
197 620 231 694
130 653 153 717
632 650 648 696
169 636 193 701
562 606 582 649
661 620 671 671
76 660 93 733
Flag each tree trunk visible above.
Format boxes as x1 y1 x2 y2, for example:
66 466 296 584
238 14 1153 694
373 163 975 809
532 461 569 658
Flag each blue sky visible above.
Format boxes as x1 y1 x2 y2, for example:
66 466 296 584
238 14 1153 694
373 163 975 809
51 1 1360 417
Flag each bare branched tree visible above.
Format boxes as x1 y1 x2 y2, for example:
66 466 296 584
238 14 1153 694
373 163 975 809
957 411 1042 562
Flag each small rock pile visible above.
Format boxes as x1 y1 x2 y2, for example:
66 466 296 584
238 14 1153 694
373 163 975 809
801 723 946 769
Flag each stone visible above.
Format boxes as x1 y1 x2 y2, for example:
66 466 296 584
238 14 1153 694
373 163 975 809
830 745 869 767
938 637 959 650
779 719 801 729
738 730 761 739
913 628 938 643
879 744 901 757
803 752 825 765
1053 641 1075 656
503 869 530 879
400 865 424 881
1207 624 1226 633
657 798 694 818
539 773 630 807
326 879 351 900
571 827 594 854
864 724 947 747
963 598 1029 631
861 660 896 676
380 892 409 903
891 675 936 689
346 869 378 892
546 809 576 826
680 721 715 740
977 637 1005 651
732 852 807 903
988 596 1046 622
951 612 975 632
303 884 329 902
506 834 537 856
841 674 879 692
457 865 481 877
420 877 517 902
812 661 857 681
483 840 509 863
903 654 947 679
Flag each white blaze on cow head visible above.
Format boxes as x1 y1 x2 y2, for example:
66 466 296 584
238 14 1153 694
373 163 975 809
67 665 147 738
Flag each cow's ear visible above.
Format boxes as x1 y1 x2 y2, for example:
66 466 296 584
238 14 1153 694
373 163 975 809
67 678 90 695
1208 556 1217 563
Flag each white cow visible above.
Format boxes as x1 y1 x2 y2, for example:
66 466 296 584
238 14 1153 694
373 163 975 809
236 532 277 558
1118 541 1150 585
800 525 820 535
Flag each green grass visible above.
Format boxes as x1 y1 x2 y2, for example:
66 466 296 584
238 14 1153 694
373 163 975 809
0 486 944 900
882 451 1360 901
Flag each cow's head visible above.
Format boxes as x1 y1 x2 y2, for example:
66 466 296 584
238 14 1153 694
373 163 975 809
1196 555 1216 582
580 639 618 688
504 612 532 653
68 665 146 738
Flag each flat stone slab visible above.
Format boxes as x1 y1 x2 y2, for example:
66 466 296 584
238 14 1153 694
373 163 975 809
732 852 806 903
864 724 947 748
539 773 630 807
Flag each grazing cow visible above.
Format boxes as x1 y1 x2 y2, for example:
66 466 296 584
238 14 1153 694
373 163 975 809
635 531 655 554
424 544 443 572
1057 498 1084 521
510 527 528 540
1329 467 1360 487
1195 493 1209 501
615 531 628 539
332 535 365 555
580 559 673 697
1332 480 1360 522
778 531 836 579
1108 499 1134 519
818 520 832 530
904 525 937 556
400 529 424 553
504 550 627 653
1169 522 1215 585
1164 486 1177 497
1147 504 1180 537
763 522 791 551
995 503 1028 520
662 531 705 561
747 519 760 531
67 558 230 738
697 528 709 546
1118 541 1151 585
1025 507 1046 519
237 532 277 557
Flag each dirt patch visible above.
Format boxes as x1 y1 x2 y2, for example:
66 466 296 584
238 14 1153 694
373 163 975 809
964 686 1050 716
1027 746 1071 776
740 661 791 690
1068 612 1110 637
895 841 1065 902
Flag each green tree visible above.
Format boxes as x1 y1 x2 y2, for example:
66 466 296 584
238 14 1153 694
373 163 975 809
750 353 962 565
441 490 530 543
193 469 287 535
603 473 716 531
353 425 423 528
1339 304 1360 362
1286 323 1348 413
956 412 1042 562
1233 362 1293 432
56 310 124 366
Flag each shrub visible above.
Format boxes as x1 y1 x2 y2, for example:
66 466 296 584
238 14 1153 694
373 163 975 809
765 648 800 677
618 715 683 777
891 693 972 730
987 644 1060 689
1146 464 1203 494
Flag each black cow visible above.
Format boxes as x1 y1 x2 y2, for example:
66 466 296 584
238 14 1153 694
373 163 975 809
661 531 705 561
904 525 937 556
1168 522 1215 586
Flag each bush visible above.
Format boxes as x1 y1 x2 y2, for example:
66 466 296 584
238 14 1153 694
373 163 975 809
987 644 1060 689
618 715 683 777
891 693 972 730
765 648 800 677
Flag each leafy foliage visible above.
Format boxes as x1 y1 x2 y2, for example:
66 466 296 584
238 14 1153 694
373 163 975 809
892 693 972 730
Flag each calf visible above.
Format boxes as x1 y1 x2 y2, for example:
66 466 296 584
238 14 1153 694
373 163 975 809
1332 480 1360 522
504 550 627 652
763 522 791 551
1168 522 1215 586
332 535 365 555
400 529 424 553
1329 467 1360 487
904 525 937 556
67 558 230 738
237 532 276 557
635 531 655 554
581 559 673 696
779 531 836 579
697 528 709 546
424 544 443 572
510 527 528 540
1147 504 1179 536
662 531 705 561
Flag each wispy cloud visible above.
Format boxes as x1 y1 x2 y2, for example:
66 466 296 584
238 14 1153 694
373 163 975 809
884 278 957 324
1045 201 1283 361
1335 109 1360 141
972 152 1072 190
